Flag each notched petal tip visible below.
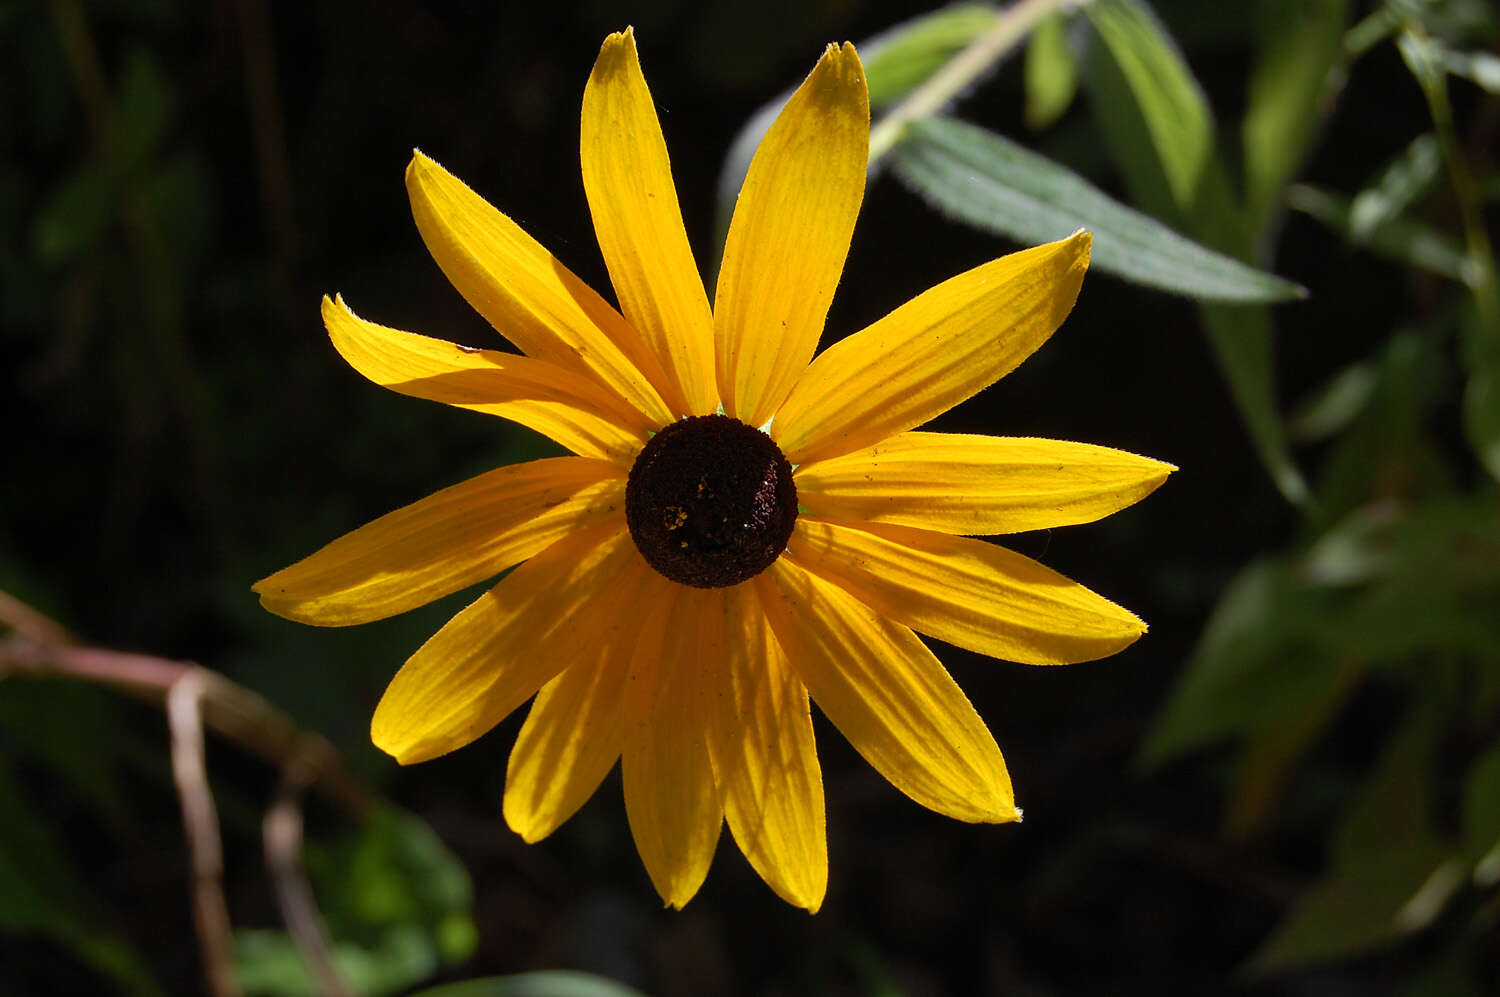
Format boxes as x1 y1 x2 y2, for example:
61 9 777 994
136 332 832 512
595 26 636 63
1065 228 1092 266
810 39 868 98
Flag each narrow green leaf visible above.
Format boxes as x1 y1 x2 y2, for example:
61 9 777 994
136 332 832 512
1138 560 1339 767
1202 304 1311 506
1289 360 1379 442
1350 134 1442 240
1436 44 1500 92
1023 12 1079 130
1462 741 1500 867
1085 0 1214 212
1387 0 1498 44
861 4 1000 109
31 164 117 265
1287 183 1469 281
1397 28 1448 93
1242 0 1350 225
890 116 1306 303
115 45 174 172
1463 353 1500 481
1247 701 1454 975
1084 0 1310 507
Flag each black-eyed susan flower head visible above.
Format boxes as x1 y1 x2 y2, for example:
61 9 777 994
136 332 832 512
254 28 1173 913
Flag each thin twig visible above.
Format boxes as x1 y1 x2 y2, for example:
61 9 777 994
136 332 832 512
169 672 241 997
265 746 352 997
0 634 373 816
0 589 77 647
0 592 377 995
867 0 1080 165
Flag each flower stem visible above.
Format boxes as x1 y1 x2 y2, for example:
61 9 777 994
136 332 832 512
867 0 1081 165
1403 28 1500 336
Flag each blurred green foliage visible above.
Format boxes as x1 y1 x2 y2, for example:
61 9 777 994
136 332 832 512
235 809 477 996
4 0 1500 993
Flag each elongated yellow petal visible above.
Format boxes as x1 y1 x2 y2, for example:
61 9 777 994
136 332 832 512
714 43 868 427
789 518 1144 665
774 232 1092 465
405 151 673 428
756 559 1017 823
255 457 625 626
704 584 827 912
371 523 641 765
503 566 678 841
622 585 722 908
324 295 649 464
795 432 1174 535
582 29 716 417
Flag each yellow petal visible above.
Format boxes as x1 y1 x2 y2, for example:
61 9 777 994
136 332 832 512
581 29 716 417
503 566 679 842
774 232 1092 465
756 559 1017 823
714 42 868 427
370 523 641 765
795 432 1174 535
405 151 674 428
255 457 625 626
788 518 1145 665
704 584 827 912
324 295 649 464
622 585 723 908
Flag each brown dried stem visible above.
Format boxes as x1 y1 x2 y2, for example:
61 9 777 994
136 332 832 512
0 592 374 995
168 673 240 997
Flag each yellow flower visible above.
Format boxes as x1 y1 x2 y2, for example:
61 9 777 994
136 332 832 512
254 29 1172 912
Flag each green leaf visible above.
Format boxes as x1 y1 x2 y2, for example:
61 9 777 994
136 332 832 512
1084 0 1311 507
31 164 117 265
1463 362 1500 481
1333 498 1500 667
1242 0 1349 226
1287 183 1469 281
861 4 999 109
1289 359 1379 442
1139 559 1340 766
1085 0 1215 214
1023 12 1079 130
237 808 477 997
890 116 1305 303
1397 28 1448 94
236 925 441 997
114 45 174 172
1435 44 1500 92
1200 304 1311 506
331 808 474 937
1247 700 1455 974
1312 331 1450 522
1462 741 1500 868
713 4 999 252
410 971 649 997
1387 0 1498 44
1350 134 1442 241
